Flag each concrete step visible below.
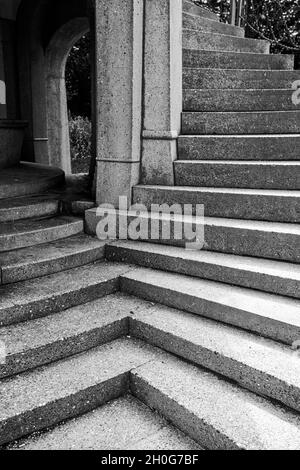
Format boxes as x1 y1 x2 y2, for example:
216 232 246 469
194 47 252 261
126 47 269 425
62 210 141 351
0 196 60 223
121 267 300 345
0 261 130 327
0 293 142 379
183 0 219 22
183 29 270 54
106 241 300 299
133 185 300 223
182 111 300 135
183 68 299 89
184 89 300 112
0 337 164 445
0 216 84 253
0 163 64 200
131 303 300 413
183 48 295 70
8 395 200 450
132 357 300 450
178 135 300 161
174 161 300 190
183 12 244 37
86 208 300 262
0 233 106 285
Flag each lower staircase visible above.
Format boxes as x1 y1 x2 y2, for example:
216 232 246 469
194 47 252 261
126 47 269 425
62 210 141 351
1 0 300 450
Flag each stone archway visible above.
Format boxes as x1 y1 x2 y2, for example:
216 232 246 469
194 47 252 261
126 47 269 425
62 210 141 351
46 18 89 173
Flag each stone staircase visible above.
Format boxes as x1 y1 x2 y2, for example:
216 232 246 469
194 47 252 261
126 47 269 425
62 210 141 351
1 0 300 450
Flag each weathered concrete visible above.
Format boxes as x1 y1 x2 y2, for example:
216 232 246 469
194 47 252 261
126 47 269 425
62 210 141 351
183 12 244 37
184 89 300 112
0 196 60 223
183 29 270 54
183 48 295 70
183 68 300 89
175 160 300 189
141 0 182 185
178 135 300 161
0 293 145 378
94 0 143 206
9 395 200 450
106 241 300 299
0 163 64 200
0 233 106 284
0 261 131 326
131 303 300 412
120 267 300 345
132 358 300 450
0 338 165 445
0 216 83 253
182 111 300 135
182 0 219 22
133 185 300 222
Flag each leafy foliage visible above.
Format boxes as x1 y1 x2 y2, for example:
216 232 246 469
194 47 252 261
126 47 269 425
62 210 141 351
69 115 92 174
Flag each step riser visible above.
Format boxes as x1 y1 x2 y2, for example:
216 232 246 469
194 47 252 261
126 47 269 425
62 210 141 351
0 201 60 223
175 162 300 190
0 220 83 253
183 13 244 37
0 277 119 327
0 242 106 285
131 318 300 414
183 69 299 90
121 277 300 345
183 49 295 70
106 244 300 299
0 319 128 380
0 375 128 446
183 30 270 54
178 136 300 161
86 209 300 263
131 372 240 450
133 186 300 224
182 112 300 135
184 90 300 112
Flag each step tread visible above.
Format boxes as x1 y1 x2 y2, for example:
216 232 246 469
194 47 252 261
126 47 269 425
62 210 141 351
8 395 200 450
121 267 300 340
132 301 300 410
0 337 166 445
0 215 82 237
176 160 300 165
183 11 244 37
183 27 269 44
0 293 152 378
0 260 132 326
0 233 106 285
132 357 300 450
0 195 60 222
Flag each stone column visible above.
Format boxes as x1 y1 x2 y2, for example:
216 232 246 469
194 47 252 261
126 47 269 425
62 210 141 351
0 25 6 118
141 0 182 186
93 0 144 207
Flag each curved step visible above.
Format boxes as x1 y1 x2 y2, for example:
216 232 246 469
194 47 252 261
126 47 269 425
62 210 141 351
121 267 300 345
183 11 244 37
133 185 300 223
0 216 84 253
182 111 300 135
106 241 300 299
183 48 295 70
174 160 300 189
183 68 300 90
0 163 64 200
0 233 106 285
0 196 60 223
183 0 219 22
183 29 270 54
184 89 300 112
178 134 300 161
